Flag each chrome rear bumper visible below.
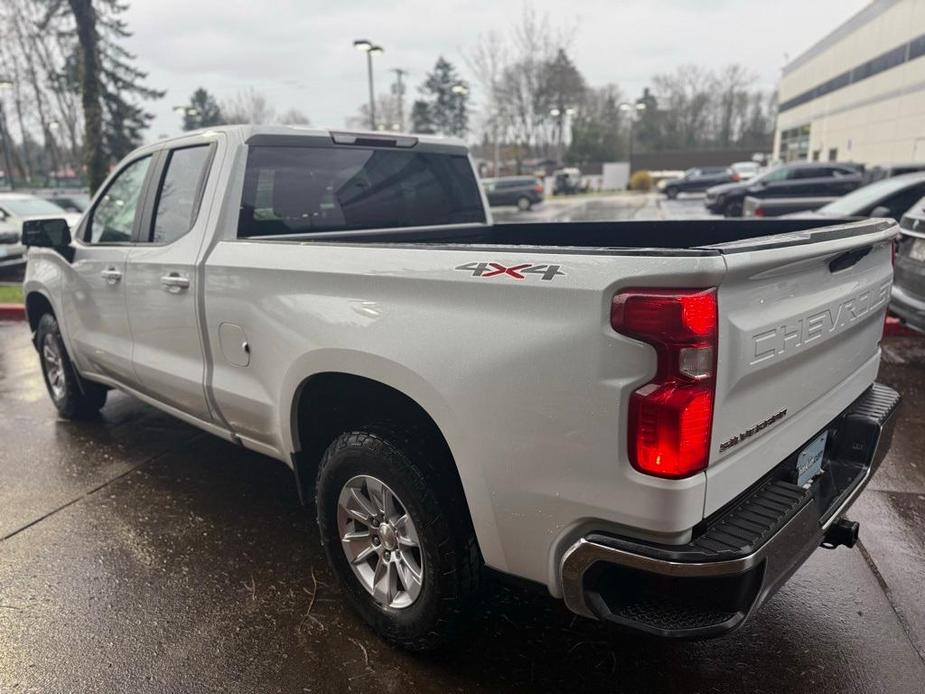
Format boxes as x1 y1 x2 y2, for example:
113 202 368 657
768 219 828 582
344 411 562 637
559 383 900 638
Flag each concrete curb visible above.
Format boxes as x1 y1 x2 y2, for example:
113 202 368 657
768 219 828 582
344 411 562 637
0 303 25 321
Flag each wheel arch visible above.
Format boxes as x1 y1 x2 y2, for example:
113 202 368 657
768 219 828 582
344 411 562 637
281 354 504 571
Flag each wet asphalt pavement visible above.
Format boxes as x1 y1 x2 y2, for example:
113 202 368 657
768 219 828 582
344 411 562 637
2 197 925 693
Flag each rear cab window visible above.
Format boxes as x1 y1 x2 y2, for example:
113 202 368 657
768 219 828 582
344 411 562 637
237 144 485 237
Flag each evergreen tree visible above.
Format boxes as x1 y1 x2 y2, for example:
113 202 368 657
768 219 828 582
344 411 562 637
417 58 468 137
567 85 623 164
64 0 164 189
183 88 225 131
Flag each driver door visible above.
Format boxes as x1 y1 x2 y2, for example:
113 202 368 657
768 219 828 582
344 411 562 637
61 155 154 386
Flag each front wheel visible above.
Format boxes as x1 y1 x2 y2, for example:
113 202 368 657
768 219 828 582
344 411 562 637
665 186 679 199
36 313 107 419
315 426 480 651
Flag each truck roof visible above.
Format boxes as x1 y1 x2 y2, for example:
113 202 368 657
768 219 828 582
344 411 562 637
157 124 468 153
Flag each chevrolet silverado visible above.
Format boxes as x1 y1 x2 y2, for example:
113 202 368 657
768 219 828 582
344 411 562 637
22 126 900 650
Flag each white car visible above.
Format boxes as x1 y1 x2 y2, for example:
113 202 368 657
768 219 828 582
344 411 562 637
22 126 900 650
0 193 81 268
730 161 762 180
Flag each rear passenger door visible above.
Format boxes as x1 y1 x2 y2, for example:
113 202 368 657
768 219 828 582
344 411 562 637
124 141 217 421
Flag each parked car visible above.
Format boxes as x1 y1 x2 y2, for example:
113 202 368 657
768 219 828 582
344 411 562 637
705 162 864 217
0 193 80 268
553 167 586 195
744 196 837 218
730 161 762 180
890 196 925 333
23 125 899 651
864 162 925 184
38 190 91 214
782 172 925 221
482 175 544 210
662 166 737 198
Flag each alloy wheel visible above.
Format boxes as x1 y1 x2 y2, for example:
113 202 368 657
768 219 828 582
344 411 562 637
336 474 424 609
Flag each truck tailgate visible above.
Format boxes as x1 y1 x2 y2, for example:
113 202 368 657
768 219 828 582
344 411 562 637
704 219 897 515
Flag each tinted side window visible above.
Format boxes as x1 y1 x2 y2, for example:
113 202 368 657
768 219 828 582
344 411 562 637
238 146 485 237
792 167 830 180
87 156 152 243
150 145 212 244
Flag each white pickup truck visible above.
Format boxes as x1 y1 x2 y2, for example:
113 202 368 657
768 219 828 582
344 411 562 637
22 126 900 650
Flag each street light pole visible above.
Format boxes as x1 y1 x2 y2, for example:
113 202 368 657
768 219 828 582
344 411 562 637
619 100 647 175
0 78 14 190
354 40 384 131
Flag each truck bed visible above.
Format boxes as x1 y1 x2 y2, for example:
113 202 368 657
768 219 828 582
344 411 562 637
253 217 886 253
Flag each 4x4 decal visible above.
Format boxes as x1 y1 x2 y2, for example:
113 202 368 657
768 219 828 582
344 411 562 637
455 261 565 281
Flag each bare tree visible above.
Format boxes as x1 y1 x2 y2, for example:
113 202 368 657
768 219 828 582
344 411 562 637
651 65 715 149
347 93 401 131
714 64 755 146
279 108 310 125
466 31 507 174
221 87 276 125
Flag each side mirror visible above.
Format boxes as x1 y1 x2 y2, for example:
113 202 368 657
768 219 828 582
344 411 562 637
869 205 892 219
22 218 72 257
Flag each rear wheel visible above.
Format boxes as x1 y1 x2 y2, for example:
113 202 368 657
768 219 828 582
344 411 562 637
516 196 532 211
315 425 480 651
723 199 744 217
36 313 107 419
665 186 679 199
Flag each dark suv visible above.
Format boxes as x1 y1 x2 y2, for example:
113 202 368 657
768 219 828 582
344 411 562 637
482 176 545 211
662 167 737 199
706 162 864 217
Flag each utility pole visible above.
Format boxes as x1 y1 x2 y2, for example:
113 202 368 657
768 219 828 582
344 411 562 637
391 68 407 131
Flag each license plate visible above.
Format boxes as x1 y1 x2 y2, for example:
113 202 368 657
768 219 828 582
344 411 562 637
910 239 925 262
795 432 828 487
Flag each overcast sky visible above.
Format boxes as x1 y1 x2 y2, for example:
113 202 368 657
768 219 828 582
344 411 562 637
123 0 869 140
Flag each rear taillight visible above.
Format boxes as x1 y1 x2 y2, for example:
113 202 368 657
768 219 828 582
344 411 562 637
753 206 765 217
611 288 718 479
731 172 740 182
534 182 544 193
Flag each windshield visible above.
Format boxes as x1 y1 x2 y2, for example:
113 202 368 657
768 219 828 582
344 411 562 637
817 177 917 216
0 197 68 217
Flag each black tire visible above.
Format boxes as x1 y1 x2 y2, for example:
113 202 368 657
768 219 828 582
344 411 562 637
665 186 679 199
315 425 481 651
516 196 532 211
723 199 744 217
36 313 107 419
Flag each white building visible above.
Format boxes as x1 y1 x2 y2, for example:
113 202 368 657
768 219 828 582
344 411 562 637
774 0 925 165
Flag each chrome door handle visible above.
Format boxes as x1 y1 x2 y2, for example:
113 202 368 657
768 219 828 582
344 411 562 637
100 267 122 284
160 273 190 292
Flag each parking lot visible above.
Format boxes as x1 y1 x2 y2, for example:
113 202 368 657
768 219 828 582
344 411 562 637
2 284 924 691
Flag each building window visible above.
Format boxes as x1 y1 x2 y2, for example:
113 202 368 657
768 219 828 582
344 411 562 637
812 150 821 161
828 148 838 162
780 125 811 162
